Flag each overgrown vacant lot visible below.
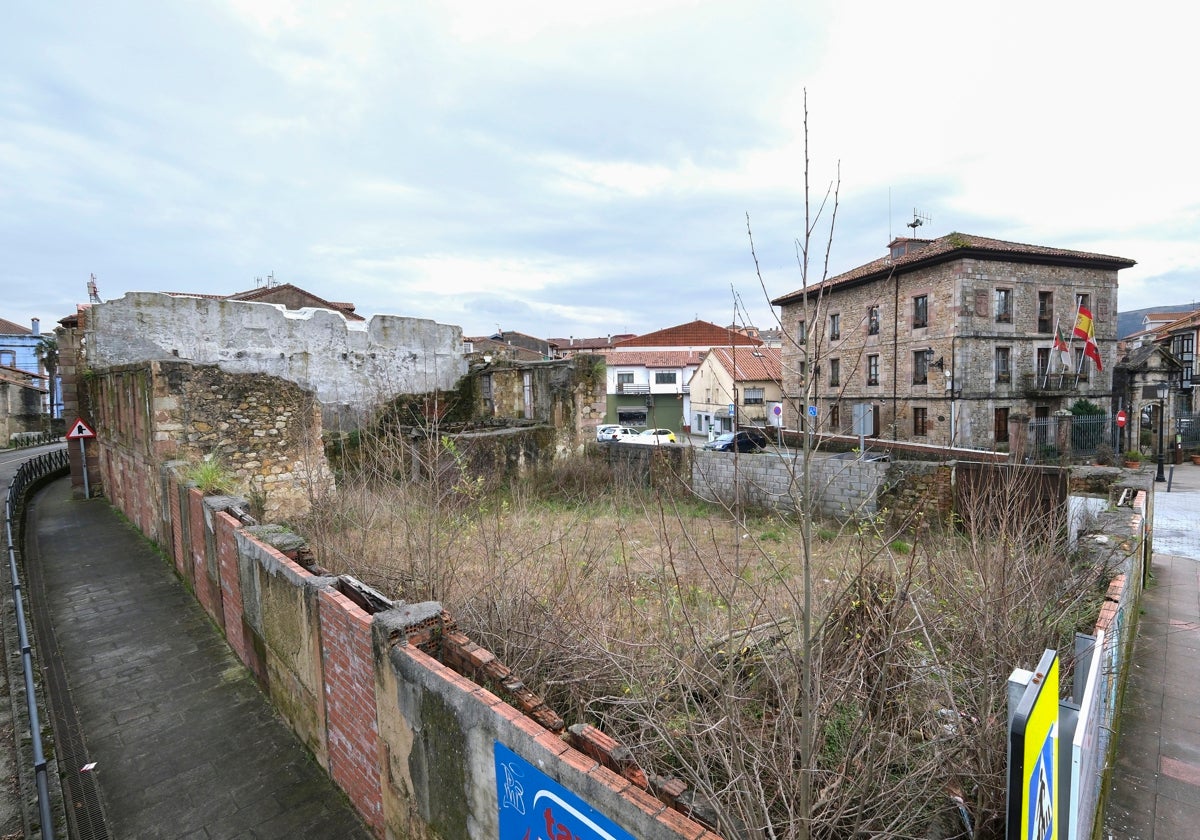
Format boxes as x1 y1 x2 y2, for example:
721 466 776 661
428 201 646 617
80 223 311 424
297 448 1112 840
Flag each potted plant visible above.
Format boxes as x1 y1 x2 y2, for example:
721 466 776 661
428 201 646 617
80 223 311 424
1123 450 1144 469
1190 450 1200 466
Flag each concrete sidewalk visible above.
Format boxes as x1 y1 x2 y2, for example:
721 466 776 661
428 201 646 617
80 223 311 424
22 478 371 840
1103 460 1200 839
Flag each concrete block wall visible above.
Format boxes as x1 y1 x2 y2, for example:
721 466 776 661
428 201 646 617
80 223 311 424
692 449 888 519
98 455 715 840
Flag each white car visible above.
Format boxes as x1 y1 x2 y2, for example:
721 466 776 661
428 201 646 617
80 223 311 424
597 425 637 442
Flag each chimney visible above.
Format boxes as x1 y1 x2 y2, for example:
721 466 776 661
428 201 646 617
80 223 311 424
31 318 40 336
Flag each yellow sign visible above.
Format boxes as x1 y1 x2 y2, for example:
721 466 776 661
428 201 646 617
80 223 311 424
1009 649 1058 840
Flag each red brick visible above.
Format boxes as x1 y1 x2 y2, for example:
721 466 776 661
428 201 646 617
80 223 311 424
655 805 711 840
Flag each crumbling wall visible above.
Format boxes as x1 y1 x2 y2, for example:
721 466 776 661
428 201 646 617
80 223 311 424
91 361 333 523
86 292 466 430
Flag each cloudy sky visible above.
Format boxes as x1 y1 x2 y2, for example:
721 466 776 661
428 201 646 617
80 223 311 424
3 1 1197 340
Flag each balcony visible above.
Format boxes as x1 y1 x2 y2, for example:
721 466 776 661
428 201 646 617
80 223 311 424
1020 371 1083 397
615 383 649 394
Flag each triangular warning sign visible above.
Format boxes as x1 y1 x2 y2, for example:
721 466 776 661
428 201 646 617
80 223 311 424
66 418 96 439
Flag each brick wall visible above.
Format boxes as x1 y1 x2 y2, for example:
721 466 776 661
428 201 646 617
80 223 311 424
110 457 717 840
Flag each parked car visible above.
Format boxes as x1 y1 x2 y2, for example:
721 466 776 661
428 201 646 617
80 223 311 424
636 428 678 444
703 429 769 452
596 424 620 442
598 425 637 442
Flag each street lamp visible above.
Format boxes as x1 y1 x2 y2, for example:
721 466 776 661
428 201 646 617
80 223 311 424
1156 382 1169 482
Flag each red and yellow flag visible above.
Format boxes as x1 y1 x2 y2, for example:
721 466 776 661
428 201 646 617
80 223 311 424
1073 305 1103 371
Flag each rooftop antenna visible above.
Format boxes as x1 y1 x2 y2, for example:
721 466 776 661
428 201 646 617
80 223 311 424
907 209 931 234
267 271 276 288
87 273 100 303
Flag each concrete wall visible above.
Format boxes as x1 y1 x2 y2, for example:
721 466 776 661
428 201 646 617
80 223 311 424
87 292 466 430
692 448 890 519
98 457 715 840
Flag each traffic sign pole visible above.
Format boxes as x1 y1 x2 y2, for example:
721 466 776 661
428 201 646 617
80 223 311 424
66 418 96 498
79 438 89 498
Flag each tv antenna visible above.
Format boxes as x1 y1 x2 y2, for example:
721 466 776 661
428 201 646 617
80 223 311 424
87 273 101 303
907 209 931 233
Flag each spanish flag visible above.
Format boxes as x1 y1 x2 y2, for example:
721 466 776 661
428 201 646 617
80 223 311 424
1073 305 1103 371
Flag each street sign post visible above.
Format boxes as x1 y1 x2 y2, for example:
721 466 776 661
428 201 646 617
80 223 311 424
66 418 96 498
1115 410 1126 428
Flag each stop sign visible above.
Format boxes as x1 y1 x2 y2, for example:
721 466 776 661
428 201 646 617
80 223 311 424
1116 410 1127 427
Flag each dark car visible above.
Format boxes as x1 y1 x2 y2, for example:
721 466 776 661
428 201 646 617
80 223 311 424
703 429 769 452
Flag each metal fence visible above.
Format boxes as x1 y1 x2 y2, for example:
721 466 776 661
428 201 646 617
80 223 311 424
5 446 69 839
1024 410 1200 464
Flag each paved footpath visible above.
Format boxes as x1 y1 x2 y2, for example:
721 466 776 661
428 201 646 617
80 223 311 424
24 478 372 840
1104 464 1200 839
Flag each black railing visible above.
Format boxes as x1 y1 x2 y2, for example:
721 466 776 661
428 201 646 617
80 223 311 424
5 446 69 839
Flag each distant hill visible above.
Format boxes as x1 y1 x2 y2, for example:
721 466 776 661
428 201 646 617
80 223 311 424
1118 304 1198 339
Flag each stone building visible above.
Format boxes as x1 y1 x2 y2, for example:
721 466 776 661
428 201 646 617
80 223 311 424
771 232 1135 450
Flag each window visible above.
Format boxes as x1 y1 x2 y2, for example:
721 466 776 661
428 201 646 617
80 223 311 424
912 295 928 328
797 319 806 345
829 313 841 341
744 387 764 405
995 407 1010 443
830 403 840 431
523 372 533 419
995 288 1013 323
481 374 494 413
0 350 13 367
654 371 677 385
1172 333 1195 388
996 347 1011 383
617 372 634 385
867 355 880 386
1073 348 1089 380
913 407 928 437
798 361 807 384
912 351 929 385
867 306 880 335
1037 348 1051 379
829 358 840 387
1038 291 1053 333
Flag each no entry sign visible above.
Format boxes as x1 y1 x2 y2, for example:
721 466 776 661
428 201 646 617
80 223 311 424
1115 410 1127 428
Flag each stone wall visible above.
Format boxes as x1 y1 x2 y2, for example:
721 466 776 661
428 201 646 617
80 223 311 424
91 361 332 523
86 292 466 430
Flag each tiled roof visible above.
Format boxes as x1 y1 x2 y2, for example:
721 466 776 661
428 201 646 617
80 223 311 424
1158 310 1200 332
164 284 365 320
0 318 32 335
614 319 762 348
604 350 704 367
547 334 637 351
772 232 1137 305
707 346 781 382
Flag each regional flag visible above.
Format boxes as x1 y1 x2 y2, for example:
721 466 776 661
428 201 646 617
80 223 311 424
1053 324 1071 368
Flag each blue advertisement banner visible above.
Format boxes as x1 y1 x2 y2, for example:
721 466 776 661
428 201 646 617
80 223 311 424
494 741 636 840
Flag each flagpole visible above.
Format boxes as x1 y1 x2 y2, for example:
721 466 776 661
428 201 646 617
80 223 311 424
1044 316 1060 389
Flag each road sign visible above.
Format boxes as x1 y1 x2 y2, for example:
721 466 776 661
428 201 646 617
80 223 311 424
728 403 735 417
66 418 96 440
1115 410 1127 428
807 405 818 417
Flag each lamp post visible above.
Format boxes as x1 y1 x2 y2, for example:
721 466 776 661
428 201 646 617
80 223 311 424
1156 382 1169 483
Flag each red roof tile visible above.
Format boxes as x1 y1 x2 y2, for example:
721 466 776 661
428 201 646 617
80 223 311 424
604 350 704 367
707 346 781 382
0 318 33 335
614 320 762 349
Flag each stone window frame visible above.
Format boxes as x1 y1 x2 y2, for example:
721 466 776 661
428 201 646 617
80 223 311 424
1037 291 1054 333
912 350 929 385
995 346 1012 383
912 295 928 329
994 288 1013 324
829 402 840 431
913 406 928 437
867 354 880 387
797 319 806 346
867 306 880 336
829 313 841 342
829 357 840 387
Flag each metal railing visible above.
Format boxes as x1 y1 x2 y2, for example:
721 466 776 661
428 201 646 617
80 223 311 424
5 446 69 839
